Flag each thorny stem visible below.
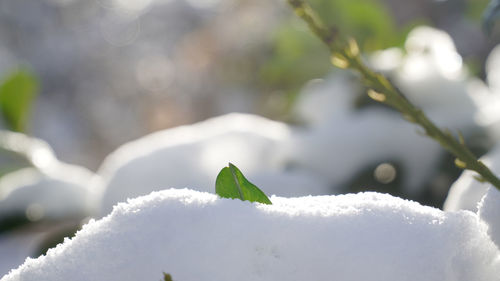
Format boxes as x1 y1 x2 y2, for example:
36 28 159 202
287 0 500 191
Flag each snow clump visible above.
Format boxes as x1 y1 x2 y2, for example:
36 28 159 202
0 165 95 222
2 189 499 281
478 187 500 250
443 145 500 212
0 131 97 221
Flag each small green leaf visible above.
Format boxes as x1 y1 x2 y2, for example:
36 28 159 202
0 69 38 132
163 273 173 281
215 163 272 205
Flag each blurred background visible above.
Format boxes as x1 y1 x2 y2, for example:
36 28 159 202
0 0 495 169
2 0 500 276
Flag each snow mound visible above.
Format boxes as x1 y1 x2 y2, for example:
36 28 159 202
443 42 500 213
444 145 500 212
380 26 477 129
292 73 360 125
443 169 489 212
479 187 500 250
0 164 96 221
3 189 499 281
287 108 442 195
97 113 331 216
0 130 58 170
474 44 500 140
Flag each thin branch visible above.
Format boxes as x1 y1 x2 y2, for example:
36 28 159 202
286 0 500 191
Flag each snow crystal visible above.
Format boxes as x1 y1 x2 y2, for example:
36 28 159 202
3 189 499 281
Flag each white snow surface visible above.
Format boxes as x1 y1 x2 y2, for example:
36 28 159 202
479 187 500 250
287 107 442 195
444 145 500 212
474 45 500 140
443 42 500 213
0 131 58 170
393 27 477 129
0 164 96 221
97 113 331 216
3 189 500 281
0 131 98 220
292 73 360 125
443 168 489 212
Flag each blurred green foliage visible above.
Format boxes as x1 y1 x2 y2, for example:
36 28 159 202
0 69 39 197
310 0 408 51
0 69 38 133
466 0 490 21
163 273 173 281
259 18 331 108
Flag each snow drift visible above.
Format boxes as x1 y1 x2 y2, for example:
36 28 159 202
3 189 499 281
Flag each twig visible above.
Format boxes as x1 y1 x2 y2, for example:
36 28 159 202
286 0 500 191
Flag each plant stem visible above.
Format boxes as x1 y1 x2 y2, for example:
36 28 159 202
286 0 500 191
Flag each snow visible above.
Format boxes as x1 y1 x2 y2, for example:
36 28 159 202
443 143 500 212
0 132 97 277
371 26 477 130
2 189 499 281
287 108 442 195
478 187 500 250
443 41 500 212
0 131 97 221
473 45 500 140
0 231 46 278
3 25 500 280
469 45 500 250
0 130 58 171
292 73 360 125
0 164 96 221
288 26 484 196
97 113 331 216
249 170 332 197
486 45 500 94
0 163 95 276
443 169 489 212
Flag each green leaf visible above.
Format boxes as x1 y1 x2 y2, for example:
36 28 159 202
215 163 272 205
163 273 173 281
0 69 38 132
